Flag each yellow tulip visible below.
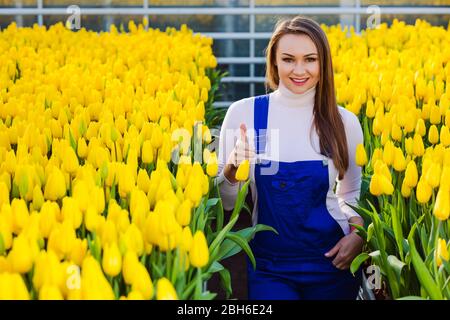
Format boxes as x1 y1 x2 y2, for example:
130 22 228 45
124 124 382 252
141 140 154 164
131 263 154 299
39 284 64 300
189 230 209 268
137 168 150 193
118 165 135 198
62 146 79 174
156 277 178 300
61 197 83 229
355 143 368 167
404 160 418 188
72 180 90 212
412 133 425 157
415 118 426 136
122 251 140 285
44 167 66 200
11 198 29 235
435 238 449 267
102 242 122 277
434 186 450 221
428 125 439 144
184 179 202 207
77 137 88 158
206 152 219 177
235 159 250 181
401 180 411 198
369 174 383 196
8 235 33 274
416 178 432 204
425 162 441 189
393 147 406 171
176 199 192 226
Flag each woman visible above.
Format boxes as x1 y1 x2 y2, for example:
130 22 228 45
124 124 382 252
216 16 364 300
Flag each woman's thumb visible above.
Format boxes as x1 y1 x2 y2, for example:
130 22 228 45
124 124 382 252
240 123 248 143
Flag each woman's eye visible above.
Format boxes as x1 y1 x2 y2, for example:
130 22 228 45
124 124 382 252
306 57 316 62
282 58 293 62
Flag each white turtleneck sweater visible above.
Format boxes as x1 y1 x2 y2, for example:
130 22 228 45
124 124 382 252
215 81 364 235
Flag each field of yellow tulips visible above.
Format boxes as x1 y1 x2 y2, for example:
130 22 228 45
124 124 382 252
0 20 272 300
324 19 450 299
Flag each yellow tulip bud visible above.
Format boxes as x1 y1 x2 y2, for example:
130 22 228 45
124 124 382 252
404 160 418 187
206 152 218 177
131 263 154 299
425 162 441 189
62 146 79 174
435 238 449 267
412 133 425 157
393 147 406 171
118 165 135 198
69 238 87 266
61 197 82 229
382 141 395 165
176 199 192 226
416 178 432 204
184 179 202 207
189 230 209 268
156 277 178 300
369 174 383 196
428 125 439 144
141 140 154 164
355 143 368 167
77 137 88 158
11 198 29 235
235 159 250 181
72 180 90 213
122 251 139 285
401 179 411 198
137 169 150 193
434 186 450 221
44 167 66 200
415 118 426 136
8 235 33 273
102 242 122 277
180 226 193 252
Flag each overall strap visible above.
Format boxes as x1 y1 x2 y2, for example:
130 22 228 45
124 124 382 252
253 94 270 155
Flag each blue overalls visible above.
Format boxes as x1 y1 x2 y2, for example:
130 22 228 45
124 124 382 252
247 94 362 300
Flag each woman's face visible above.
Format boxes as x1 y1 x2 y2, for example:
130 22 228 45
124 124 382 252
275 33 320 94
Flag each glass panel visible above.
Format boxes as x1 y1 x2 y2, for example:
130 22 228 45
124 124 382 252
255 14 341 32
0 15 37 29
255 0 346 5
217 63 249 77
43 0 142 7
0 0 36 7
213 39 249 57
361 0 450 5
218 82 250 102
145 14 249 33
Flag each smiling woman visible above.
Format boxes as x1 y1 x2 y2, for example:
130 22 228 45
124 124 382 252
217 15 365 300
275 34 320 94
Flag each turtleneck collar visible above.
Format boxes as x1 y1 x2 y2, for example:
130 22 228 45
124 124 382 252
271 80 316 108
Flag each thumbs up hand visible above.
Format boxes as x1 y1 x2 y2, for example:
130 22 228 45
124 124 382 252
227 123 256 168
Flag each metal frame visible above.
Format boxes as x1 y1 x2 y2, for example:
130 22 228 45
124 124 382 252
1 2 450 108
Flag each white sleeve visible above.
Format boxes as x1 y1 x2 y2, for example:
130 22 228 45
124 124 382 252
215 101 241 212
335 110 364 220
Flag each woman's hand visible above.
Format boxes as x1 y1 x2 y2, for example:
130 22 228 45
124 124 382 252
224 123 256 183
324 217 365 270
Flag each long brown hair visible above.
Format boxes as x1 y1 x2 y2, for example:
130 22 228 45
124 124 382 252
264 16 349 180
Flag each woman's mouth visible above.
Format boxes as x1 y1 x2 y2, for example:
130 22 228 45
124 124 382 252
290 77 309 86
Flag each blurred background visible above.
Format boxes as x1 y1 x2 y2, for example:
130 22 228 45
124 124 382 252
1 0 449 109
